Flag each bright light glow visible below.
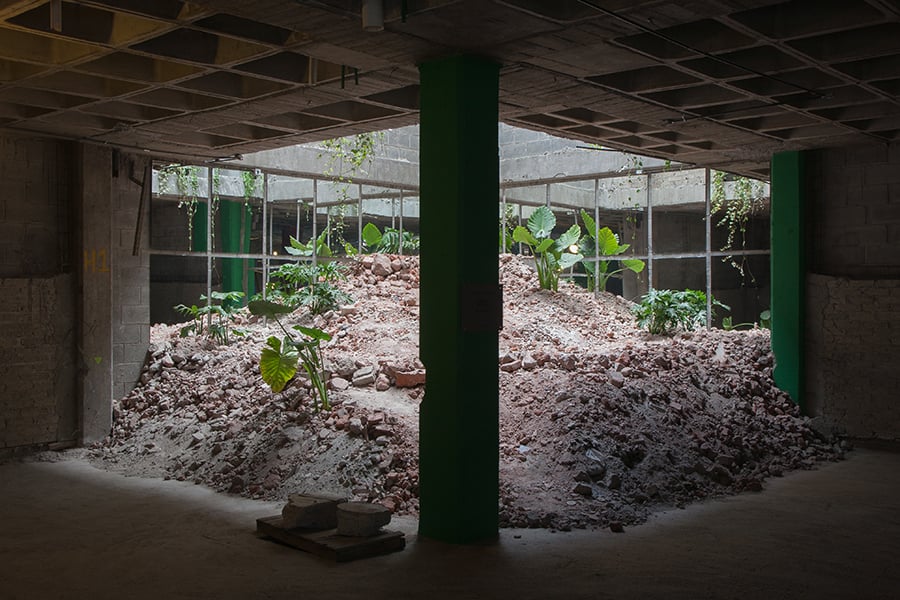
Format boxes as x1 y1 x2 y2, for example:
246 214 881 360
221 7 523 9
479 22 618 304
568 244 579 254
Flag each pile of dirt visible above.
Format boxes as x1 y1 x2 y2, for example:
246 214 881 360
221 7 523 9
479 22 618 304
89 254 845 531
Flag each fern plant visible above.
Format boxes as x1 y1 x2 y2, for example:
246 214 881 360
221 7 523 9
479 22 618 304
632 289 728 336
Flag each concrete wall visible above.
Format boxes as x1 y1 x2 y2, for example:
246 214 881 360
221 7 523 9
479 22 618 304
0 136 151 450
111 154 151 401
805 142 900 439
0 135 76 450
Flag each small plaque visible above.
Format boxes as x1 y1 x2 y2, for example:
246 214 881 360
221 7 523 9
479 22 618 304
459 283 503 332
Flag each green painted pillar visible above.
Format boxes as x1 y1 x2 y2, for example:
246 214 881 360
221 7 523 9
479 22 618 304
770 151 806 409
191 202 207 252
219 199 253 300
418 55 500 543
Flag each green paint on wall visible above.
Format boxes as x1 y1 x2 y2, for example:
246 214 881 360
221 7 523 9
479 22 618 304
770 151 805 409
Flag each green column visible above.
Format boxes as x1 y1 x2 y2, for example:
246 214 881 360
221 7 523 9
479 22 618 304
191 202 207 252
770 151 806 409
219 199 253 300
418 55 500 543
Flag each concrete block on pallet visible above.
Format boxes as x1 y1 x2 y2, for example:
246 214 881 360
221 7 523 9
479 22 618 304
336 502 392 537
281 494 347 530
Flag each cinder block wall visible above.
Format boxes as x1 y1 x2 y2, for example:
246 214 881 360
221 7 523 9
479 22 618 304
805 142 900 439
111 155 151 401
0 135 77 450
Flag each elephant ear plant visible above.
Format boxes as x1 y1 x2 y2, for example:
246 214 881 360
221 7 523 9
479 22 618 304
579 210 645 292
512 205 583 291
248 300 332 411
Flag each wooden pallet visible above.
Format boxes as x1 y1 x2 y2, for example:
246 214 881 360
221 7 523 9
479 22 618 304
256 515 406 562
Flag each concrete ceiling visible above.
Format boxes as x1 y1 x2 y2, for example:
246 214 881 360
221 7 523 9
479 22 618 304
1 0 898 178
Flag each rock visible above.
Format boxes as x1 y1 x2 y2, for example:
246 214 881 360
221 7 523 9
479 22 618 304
375 373 391 391
336 502 392 536
573 483 593 497
394 369 426 388
371 255 393 277
352 366 376 387
330 377 350 391
609 521 624 533
282 494 347 529
522 354 538 370
348 417 365 436
500 360 522 372
608 369 626 389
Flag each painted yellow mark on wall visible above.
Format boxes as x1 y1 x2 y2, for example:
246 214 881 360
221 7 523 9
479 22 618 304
83 248 110 273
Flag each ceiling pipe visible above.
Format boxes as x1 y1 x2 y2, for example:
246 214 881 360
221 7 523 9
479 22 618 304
362 0 384 31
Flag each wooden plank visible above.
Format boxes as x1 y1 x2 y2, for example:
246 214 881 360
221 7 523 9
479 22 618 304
256 516 405 562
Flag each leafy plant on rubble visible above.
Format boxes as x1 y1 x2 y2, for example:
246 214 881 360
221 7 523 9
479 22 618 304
512 205 583 291
632 289 728 336
174 290 247 345
266 260 351 315
249 299 332 411
578 209 645 292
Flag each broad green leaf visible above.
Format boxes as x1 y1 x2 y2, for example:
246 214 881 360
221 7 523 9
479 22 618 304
582 260 596 276
362 222 382 248
555 224 582 251
342 241 359 256
248 299 294 318
580 209 597 239
293 325 333 342
535 238 554 253
260 336 298 393
512 225 537 246
621 258 645 273
558 252 583 270
526 206 555 239
285 235 310 256
596 227 620 255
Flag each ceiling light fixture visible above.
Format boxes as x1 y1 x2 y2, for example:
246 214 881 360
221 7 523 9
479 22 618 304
362 0 384 32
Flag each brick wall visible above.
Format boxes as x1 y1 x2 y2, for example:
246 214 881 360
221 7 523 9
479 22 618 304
0 276 76 449
806 275 900 438
805 142 900 439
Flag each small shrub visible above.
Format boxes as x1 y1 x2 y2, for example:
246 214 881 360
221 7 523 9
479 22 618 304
633 289 728 336
250 300 331 411
174 290 246 344
266 261 351 315
359 222 419 254
578 209 645 292
512 206 583 291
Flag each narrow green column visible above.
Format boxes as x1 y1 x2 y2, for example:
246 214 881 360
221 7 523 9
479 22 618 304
418 55 500 543
219 199 253 299
191 202 207 252
770 151 806 409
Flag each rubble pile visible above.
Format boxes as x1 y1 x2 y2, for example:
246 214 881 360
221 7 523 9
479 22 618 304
91 254 844 530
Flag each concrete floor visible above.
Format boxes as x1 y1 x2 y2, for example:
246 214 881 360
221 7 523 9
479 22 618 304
1 448 898 600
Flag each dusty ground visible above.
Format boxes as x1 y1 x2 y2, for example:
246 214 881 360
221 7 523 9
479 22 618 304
88 254 845 531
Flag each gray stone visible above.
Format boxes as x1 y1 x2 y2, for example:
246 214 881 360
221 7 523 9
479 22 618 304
330 377 350 391
352 366 376 387
608 370 625 388
282 494 348 530
336 502 392 536
371 254 393 277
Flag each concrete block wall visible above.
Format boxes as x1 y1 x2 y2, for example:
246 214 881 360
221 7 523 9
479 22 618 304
112 155 151 400
807 143 900 279
0 134 77 450
0 135 71 278
805 142 900 439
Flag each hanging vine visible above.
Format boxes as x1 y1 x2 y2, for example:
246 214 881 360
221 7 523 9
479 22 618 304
318 132 383 252
711 170 767 279
157 164 203 250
